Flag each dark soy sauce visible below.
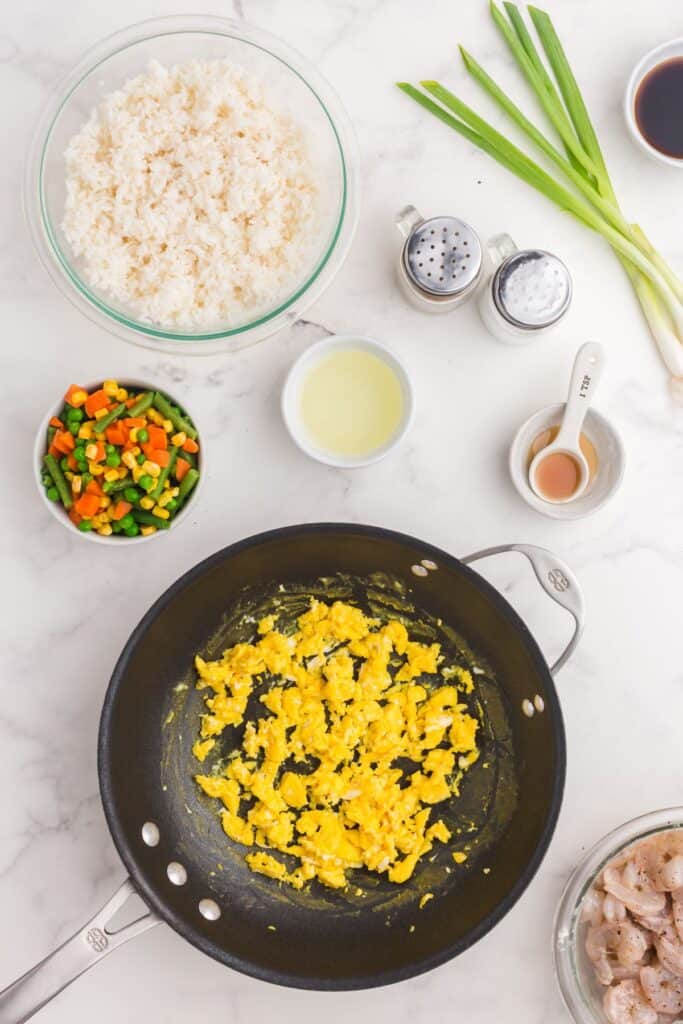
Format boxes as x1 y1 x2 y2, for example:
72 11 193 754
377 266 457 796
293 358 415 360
635 57 683 158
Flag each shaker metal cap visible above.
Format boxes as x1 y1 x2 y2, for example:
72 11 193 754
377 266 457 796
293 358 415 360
493 249 572 329
403 216 482 297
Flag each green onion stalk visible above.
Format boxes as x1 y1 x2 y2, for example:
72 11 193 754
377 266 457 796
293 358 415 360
398 2 683 390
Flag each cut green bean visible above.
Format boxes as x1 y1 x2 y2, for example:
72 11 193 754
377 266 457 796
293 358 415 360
132 509 171 530
178 468 199 504
44 454 73 510
95 402 126 433
152 392 197 440
126 391 154 418
150 446 179 501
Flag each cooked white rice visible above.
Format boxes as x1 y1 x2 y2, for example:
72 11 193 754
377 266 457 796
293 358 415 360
62 59 319 330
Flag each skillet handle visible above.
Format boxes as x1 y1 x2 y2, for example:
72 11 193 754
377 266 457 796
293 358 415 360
0 878 160 1024
461 543 584 675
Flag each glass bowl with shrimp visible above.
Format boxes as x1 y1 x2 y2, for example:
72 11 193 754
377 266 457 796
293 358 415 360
555 809 683 1024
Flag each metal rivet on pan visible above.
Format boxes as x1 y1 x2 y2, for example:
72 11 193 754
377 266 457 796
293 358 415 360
167 862 187 885
141 822 160 847
421 559 438 571
522 699 535 718
411 564 428 577
534 694 545 713
199 899 221 921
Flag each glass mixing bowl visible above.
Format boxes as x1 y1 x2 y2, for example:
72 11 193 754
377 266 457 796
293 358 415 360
24 15 360 354
554 807 683 1024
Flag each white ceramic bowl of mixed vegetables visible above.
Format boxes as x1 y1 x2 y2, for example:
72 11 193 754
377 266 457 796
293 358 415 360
34 378 203 544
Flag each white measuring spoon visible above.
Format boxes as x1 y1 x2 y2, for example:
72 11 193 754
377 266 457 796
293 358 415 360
529 341 605 503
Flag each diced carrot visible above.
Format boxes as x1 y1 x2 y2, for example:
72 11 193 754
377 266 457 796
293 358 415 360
48 442 62 458
106 425 127 446
125 397 137 408
68 508 82 527
111 500 132 522
175 457 191 482
64 385 88 408
67 454 79 471
152 449 169 467
50 416 65 429
148 426 167 450
123 417 146 429
75 493 101 518
182 437 199 454
53 430 76 454
85 480 104 497
84 389 109 417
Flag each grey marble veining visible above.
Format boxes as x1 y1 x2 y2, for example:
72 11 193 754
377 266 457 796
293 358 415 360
2 0 683 1021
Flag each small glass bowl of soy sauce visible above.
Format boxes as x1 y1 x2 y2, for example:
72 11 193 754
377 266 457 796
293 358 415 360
625 38 683 166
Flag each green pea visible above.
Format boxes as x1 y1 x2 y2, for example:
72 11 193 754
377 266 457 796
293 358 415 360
124 487 140 503
74 444 86 459
46 486 59 502
124 523 140 537
78 519 93 532
102 481 114 494
111 521 122 534
119 513 135 530
137 428 149 443
138 474 153 491
67 407 84 423
165 498 178 512
106 453 121 468
69 423 80 436
136 453 146 465
60 457 70 472
82 472 93 486
76 459 88 473
106 443 116 455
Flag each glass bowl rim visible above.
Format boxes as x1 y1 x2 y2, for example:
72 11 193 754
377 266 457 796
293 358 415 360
553 806 683 1024
24 14 359 347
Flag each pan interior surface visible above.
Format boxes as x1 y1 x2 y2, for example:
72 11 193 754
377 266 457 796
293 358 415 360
99 525 565 989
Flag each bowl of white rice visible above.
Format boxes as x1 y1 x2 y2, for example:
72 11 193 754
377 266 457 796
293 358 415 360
25 15 360 354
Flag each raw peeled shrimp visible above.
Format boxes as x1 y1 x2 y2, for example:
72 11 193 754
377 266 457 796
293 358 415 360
640 961 683 1014
603 980 658 1024
604 865 667 918
673 898 683 944
586 922 651 985
635 837 683 892
582 887 605 926
604 895 629 924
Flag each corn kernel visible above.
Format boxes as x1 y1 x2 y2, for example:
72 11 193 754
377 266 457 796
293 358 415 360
140 525 157 537
117 467 128 479
79 424 93 440
100 496 111 509
147 409 164 425
64 471 73 482
104 469 119 483
170 487 179 497
72 476 82 495
142 460 160 478
71 389 88 407
85 443 98 460
132 465 144 483
116 387 128 402
152 505 170 520
140 496 154 510
122 451 137 470
162 419 174 433
157 490 174 508
129 428 138 443
103 379 118 397
171 431 187 447
131 445 141 456
94 407 109 421
97 524 113 537
89 463 105 477
92 514 105 528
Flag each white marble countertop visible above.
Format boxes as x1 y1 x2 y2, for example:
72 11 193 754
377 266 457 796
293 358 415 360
3 0 683 1021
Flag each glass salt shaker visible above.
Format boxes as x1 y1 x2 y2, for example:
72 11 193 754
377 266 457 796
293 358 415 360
396 205 483 313
478 234 572 344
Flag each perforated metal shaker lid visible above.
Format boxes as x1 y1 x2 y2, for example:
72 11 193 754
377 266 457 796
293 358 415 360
493 249 572 329
403 216 482 297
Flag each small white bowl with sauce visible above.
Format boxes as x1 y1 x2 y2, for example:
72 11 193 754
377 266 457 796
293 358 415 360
509 403 625 520
624 38 683 167
281 335 414 468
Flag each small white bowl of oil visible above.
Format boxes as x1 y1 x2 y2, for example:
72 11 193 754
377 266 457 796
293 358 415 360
509 403 625 520
281 335 414 468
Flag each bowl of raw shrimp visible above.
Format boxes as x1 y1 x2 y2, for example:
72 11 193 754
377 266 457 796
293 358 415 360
554 809 683 1024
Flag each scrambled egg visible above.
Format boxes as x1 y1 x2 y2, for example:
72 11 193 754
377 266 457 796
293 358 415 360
192 599 479 891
